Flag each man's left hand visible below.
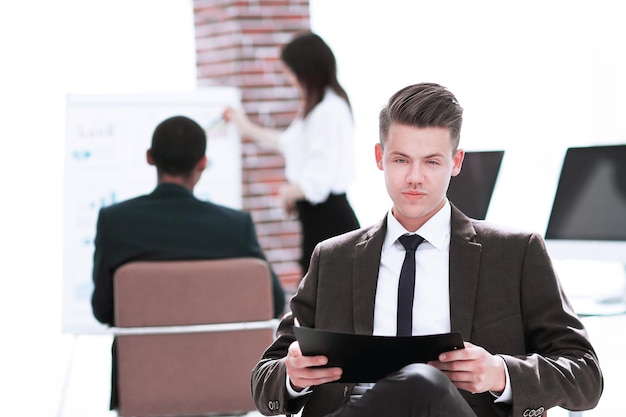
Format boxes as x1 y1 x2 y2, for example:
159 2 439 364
427 341 506 394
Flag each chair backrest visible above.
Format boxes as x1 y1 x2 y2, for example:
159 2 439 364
113 258 275 417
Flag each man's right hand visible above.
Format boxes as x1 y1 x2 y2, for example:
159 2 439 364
285 341 343 390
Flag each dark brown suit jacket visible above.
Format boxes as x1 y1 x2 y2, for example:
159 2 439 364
252 205 603 417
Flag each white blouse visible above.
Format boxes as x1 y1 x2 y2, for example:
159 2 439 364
279 89 356 204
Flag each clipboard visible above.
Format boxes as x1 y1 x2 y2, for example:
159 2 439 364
294 327 464 382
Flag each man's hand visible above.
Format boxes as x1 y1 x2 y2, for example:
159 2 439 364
285 341 342 390
428 342 506 394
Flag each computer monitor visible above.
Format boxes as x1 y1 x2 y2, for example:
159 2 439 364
447 150 504 220
545 144 626 263
544 144 626 316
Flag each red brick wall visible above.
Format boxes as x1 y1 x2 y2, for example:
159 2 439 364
193 0 311 294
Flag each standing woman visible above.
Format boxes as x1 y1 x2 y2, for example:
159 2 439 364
224 32 360 274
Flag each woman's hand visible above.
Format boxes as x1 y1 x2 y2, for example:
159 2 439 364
222 106 282 150
279 183 305 216
222 106 250 130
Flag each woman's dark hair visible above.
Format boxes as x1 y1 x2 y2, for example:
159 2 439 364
281 32 351 117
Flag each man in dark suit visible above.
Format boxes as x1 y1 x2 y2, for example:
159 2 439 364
91 115 286 410
251 83 603 417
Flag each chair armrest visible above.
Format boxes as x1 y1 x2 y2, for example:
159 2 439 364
109 318 279 336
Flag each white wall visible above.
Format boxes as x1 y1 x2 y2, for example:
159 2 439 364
310 0 626 231
0 1 196 414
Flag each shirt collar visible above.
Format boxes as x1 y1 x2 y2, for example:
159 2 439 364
383 200 451 253
151 182 196 199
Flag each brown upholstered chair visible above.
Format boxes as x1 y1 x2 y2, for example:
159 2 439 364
112 258 277 417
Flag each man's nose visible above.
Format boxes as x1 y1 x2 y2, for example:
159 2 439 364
406 163 424 183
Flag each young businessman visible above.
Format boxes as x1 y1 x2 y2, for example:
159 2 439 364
251 83 603 417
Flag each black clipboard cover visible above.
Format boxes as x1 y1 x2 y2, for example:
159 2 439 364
294 327 464 383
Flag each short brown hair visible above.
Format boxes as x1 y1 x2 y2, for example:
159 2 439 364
379 83 463 150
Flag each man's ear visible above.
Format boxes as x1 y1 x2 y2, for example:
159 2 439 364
375 143 384 171
196 155 208 172
451 149 465 177
146 149 156 166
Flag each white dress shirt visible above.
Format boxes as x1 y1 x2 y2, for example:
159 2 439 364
374 202 452 336
278 88 355 204
373 201 510 403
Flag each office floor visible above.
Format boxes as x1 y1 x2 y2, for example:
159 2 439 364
55 333 264 417
42 313 619 417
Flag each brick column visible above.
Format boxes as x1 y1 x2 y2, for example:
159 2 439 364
193 0 311 294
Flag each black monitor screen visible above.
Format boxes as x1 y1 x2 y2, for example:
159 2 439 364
545 144 626 240
447 150 504 220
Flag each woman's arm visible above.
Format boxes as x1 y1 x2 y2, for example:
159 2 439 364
223 107 282 151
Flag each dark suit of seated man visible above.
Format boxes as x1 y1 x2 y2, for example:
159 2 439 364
251 83 603 417
91 115 286 411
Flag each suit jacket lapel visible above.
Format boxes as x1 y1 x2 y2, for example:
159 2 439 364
449 204 482 340
352 218 387 335
350 209 481 339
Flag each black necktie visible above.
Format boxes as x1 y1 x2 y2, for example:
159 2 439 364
397 234 425 336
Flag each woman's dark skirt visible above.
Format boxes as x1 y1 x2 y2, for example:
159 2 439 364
295 193 360 275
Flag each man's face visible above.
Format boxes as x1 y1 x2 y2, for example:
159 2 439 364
375 123 464 232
